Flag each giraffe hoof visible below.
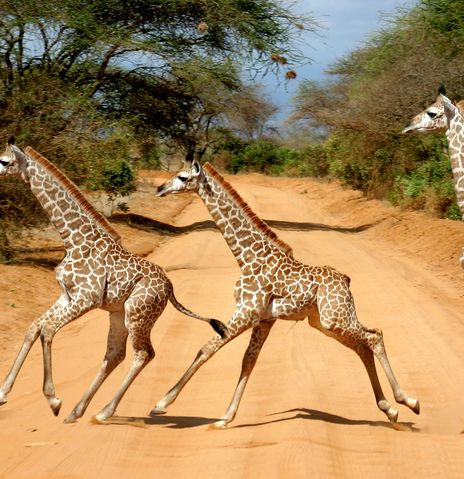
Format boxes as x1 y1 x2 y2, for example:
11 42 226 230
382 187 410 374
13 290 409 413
0 395 7 406
50 398 62 416
412 400 420 415
388 409 399 423
63 415 78 424
90 415 108 425
207 420 228 430
150 405 168 416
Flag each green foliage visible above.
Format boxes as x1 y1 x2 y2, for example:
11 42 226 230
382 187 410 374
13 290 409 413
0 0 315 259
420 0 464 51
280 144 329 177
388 138 458 216
224 138 330 178
229 140 282 173
228 140 304 175
100 159 136 199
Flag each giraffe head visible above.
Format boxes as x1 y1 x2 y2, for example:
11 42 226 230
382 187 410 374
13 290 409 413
0 136 23 178
402 93 461 135
156 160 209 197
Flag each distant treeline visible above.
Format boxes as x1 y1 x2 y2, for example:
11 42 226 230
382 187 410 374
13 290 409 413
289 0 464 220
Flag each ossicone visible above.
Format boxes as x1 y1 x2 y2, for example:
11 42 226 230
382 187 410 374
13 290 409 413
438 84 447 95
7 135 15 146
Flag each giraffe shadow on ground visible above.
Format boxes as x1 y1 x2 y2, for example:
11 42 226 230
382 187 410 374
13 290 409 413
110 212 383 237
5 215 382 270
233 408 420 432
92 413 220 429
91 407 419 432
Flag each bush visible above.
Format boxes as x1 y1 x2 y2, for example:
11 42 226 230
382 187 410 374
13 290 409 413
229 140 284 173
389 144 458 217
100 159 136 200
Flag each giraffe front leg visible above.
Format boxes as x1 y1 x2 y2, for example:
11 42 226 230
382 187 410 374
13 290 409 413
152 282 269 419
40 299 95 416
0 296 66 406
211 320 275 429
41 325 64 416
150 334 227 415
0 321 40 405
151 320 248 415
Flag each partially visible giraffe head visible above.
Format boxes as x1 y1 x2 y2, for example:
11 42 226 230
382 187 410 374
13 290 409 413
402 92 463 135
0 136 22 178
156 160 208 197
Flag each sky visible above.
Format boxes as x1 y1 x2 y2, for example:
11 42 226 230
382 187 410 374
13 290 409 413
266 0 416 121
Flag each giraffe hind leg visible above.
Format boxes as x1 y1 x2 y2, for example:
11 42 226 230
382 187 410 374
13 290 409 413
64 310 128 423
92 288 165 423
93 332 155 423
212 320 276 429
357 344 399 422
366 328 420 416
332 325 419 422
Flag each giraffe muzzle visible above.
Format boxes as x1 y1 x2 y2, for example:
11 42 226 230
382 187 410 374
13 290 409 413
401 124 416 134
156 184 167 197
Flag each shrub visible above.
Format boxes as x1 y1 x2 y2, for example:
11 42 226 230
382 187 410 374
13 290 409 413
229 140 284 173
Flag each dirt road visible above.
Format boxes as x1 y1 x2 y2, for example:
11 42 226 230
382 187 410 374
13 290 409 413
0 172 464 478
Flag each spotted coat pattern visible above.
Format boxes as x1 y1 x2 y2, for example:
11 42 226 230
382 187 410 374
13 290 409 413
403 93 464 266
153 161 419 427
0 144 225 423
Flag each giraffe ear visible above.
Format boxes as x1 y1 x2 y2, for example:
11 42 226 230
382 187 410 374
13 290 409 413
191 159 201 176
441 94 459 120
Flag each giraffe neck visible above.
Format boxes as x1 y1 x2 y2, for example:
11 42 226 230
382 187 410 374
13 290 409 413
199 164 292 269
17 147 120 250
446 116 464 220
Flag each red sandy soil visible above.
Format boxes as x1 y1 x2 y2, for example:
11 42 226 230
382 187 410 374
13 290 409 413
0 170 463 478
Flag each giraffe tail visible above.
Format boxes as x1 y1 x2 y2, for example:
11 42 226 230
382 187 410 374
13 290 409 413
168 293 228 338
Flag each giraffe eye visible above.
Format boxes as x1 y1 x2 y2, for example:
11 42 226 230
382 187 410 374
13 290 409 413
178 175 188 183
427 111 437 119
0 159 9 167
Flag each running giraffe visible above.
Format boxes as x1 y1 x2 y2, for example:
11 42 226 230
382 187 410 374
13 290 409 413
153 160 419 428
0 140 226 423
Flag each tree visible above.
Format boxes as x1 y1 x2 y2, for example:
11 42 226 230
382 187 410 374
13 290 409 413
0 0 318 258
289 1 464 217
224 84 279 142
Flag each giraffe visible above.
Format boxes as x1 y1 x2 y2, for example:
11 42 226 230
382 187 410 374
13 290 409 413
0 139 226 423
153 160 420 428
402 91 464 266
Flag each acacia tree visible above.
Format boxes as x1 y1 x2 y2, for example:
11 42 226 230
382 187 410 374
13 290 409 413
0 0 317 256
0 0 316 164
223 84 279 142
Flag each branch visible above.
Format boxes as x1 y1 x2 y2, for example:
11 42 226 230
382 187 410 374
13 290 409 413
90 44 120 97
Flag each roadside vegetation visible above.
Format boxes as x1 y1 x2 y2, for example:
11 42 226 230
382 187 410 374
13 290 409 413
2 0 464 261
205 0 464 222
0 0 314 259
287 0 464 220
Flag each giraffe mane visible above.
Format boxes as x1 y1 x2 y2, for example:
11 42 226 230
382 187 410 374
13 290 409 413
456 100 464 113
24 147 121 243
203 163 293 256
